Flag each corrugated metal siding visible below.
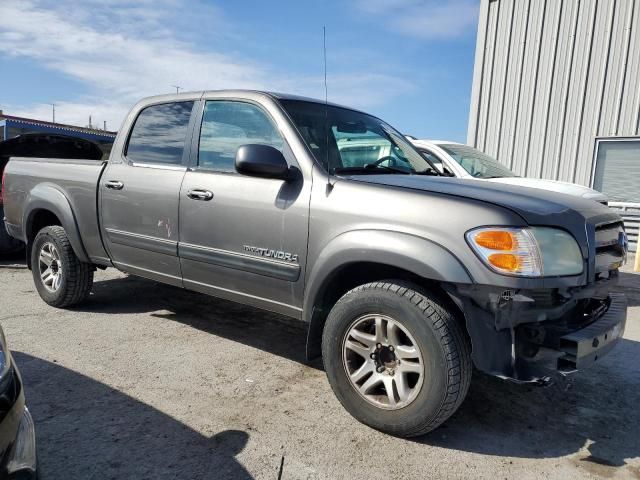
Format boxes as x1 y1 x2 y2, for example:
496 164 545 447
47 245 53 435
468 0 640 187
609 202 639 252
524 0 557 178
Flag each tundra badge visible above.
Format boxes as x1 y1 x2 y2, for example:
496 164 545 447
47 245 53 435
243 245 299 262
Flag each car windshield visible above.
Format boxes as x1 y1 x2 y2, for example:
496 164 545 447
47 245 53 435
438 144 516 179
280 100 439 176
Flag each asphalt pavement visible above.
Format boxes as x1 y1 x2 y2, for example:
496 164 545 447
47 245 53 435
0 252 638 479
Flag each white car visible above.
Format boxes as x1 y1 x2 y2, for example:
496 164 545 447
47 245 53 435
409 139 608 204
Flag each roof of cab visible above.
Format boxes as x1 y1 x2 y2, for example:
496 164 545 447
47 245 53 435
135 89 363 113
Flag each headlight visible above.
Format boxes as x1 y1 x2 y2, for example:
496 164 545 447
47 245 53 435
466 227 583 277
0 328 11 380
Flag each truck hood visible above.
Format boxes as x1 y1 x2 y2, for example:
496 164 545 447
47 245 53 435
346 174 618 229
484 176 608 202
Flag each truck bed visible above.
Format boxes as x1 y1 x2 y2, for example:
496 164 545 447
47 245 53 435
3 157 110 264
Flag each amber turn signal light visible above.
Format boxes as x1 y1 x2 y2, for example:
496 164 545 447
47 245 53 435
488 253 521 272
474 230 515 251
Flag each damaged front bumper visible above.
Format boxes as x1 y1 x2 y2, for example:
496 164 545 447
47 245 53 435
555 293 626 372
448 277 627 382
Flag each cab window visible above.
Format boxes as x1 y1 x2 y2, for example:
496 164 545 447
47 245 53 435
198 101 283 172
126 102 194 165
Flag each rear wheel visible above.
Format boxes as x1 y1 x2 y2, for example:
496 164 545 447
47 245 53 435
322 281 471 437
31 226 94 307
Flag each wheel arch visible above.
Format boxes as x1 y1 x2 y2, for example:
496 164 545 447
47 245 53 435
303 230 473 359
24 184 90 268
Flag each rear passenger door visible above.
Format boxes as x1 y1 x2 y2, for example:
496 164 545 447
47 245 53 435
178 100 311 317
100 100 196 286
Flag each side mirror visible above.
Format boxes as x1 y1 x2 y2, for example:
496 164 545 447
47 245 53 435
235 144 290 180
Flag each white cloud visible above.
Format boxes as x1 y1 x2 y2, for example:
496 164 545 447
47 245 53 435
0 0 415 130
354 0 479 40
284 73 416 112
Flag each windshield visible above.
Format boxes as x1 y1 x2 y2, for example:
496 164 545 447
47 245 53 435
280 100 439 175
438 144 516 178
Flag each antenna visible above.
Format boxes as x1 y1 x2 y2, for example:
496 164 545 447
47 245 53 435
171 85 182 94
323 26 328 105
323 26 334 194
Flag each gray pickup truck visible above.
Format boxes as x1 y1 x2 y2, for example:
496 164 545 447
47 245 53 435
2 91 629 437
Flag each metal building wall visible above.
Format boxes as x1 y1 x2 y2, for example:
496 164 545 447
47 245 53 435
468 0 640 187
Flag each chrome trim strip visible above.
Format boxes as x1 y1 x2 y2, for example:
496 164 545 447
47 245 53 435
179 242 300 281
113 261 183 287
105 228 177 256
130 162 187 171
182 277 303 314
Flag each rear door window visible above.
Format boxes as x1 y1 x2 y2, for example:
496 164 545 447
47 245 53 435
126 102 194 165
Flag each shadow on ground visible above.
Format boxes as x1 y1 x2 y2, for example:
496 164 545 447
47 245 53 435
417 344 640 470
416 268 640 470
619 271 640 306
70 273 640 471
0 251 26 268
76 274 320 370
14 352 255 480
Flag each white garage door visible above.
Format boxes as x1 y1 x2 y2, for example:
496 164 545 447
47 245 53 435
593 140 640 202
593 139 640 252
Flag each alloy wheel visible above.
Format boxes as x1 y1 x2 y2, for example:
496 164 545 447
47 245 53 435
342 314 424 410
39 242 63 292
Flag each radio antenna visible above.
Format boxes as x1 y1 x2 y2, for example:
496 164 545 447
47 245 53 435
323 26 328 105
323 26 334 194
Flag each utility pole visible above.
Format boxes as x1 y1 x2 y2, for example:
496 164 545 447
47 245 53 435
49 103 56 123
171 85 182 94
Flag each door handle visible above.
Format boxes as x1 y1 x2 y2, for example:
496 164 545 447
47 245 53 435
105 180 124 190
187 189 214 201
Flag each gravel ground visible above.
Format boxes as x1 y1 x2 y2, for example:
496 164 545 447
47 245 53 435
0 253 638 480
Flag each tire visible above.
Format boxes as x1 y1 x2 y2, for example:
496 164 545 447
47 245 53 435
322 281 472 437
31 225 94 308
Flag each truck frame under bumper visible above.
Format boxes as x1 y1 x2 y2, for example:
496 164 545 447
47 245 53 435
450 284 627 382
555 293 626 372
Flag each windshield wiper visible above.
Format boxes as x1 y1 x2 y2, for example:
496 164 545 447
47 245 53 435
334 166 408 175
365 163 412 174
414 169 441 176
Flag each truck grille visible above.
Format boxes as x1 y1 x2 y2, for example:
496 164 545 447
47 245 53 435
594 221 627 273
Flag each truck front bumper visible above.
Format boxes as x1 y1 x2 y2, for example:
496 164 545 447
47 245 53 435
449 283 627 382
555 292 626 372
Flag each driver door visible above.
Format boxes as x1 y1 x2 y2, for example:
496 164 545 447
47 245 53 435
178 100 311 317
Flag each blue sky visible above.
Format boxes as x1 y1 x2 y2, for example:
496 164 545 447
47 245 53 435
0 0 479 141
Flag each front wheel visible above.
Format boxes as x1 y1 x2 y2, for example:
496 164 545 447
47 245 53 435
322 281 472 437
31 226 94 308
